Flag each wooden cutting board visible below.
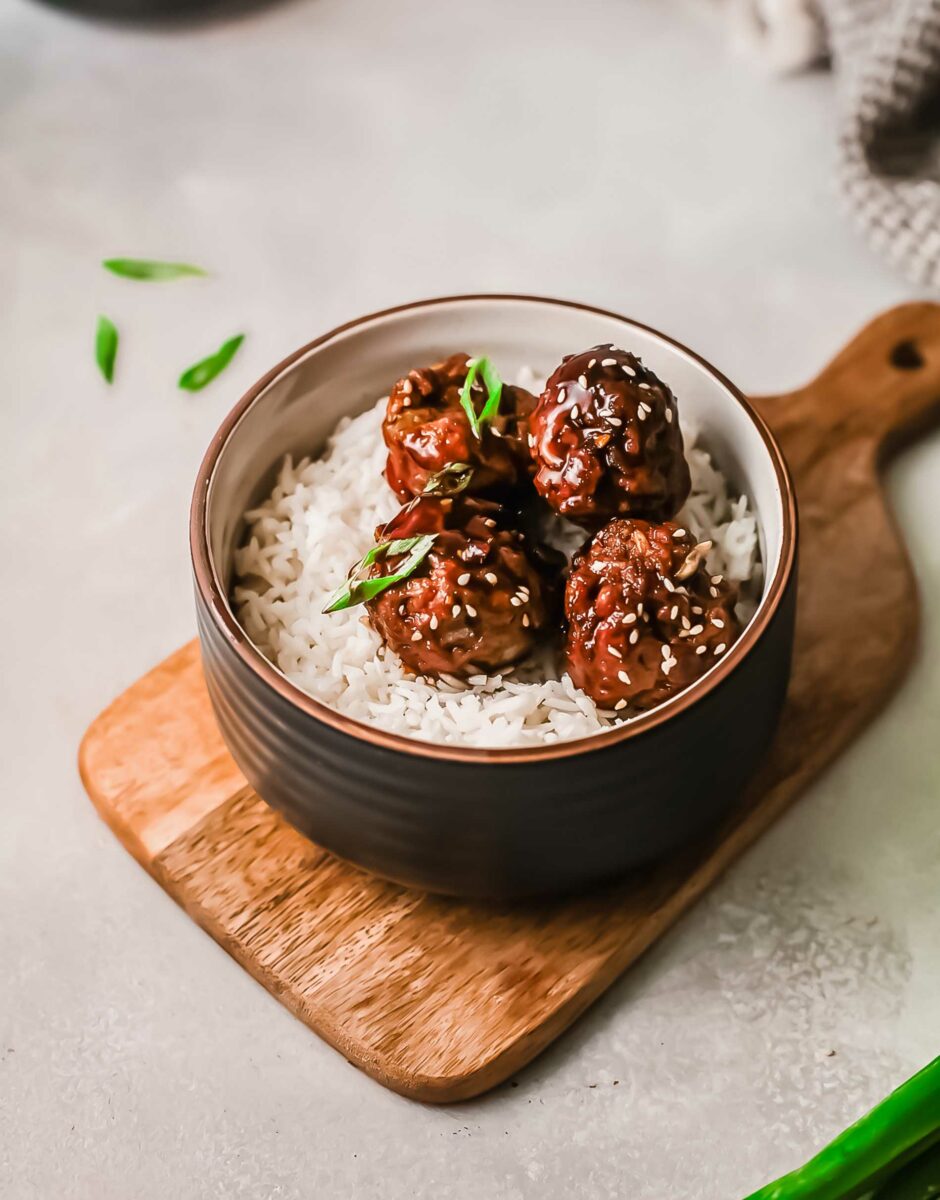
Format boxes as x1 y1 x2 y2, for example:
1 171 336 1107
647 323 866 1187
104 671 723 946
79 303 940 1103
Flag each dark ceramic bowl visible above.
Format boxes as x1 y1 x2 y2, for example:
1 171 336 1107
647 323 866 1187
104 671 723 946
191 295 797 899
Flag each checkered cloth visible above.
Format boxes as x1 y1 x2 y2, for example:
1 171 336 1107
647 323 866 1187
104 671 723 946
725 0 940 287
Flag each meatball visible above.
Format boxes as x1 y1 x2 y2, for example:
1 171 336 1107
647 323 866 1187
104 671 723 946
564 518 740 712
367 495 557 679
529 344 690 526
383 353 535 501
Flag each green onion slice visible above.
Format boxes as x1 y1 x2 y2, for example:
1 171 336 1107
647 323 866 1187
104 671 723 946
458 357 503 439
178 334 245 392
378 462 474 540
95 315 119 383
102 258 207 281
423 461 475 496
322 534 437 613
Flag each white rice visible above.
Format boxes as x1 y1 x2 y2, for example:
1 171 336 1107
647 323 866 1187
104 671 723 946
233 380 762 749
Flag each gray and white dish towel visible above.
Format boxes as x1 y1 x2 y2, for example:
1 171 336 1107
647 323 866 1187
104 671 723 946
718 0 940 287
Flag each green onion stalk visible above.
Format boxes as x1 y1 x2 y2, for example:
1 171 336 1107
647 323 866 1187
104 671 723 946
743 1057 940 1200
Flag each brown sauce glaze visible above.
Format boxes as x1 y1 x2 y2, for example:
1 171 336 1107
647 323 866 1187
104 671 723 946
565 518 740 711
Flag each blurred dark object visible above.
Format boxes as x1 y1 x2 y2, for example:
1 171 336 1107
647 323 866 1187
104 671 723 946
37 0 281 22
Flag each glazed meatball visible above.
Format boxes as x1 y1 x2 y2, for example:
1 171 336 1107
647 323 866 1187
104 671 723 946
530 345 690 526
367 495 557 679
565 518 740 712
383 353 535 501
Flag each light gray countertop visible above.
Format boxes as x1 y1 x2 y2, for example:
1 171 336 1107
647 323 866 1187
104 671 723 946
2 1 938 1196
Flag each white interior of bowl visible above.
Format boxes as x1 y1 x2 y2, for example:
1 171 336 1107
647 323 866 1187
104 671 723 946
205 296 783 655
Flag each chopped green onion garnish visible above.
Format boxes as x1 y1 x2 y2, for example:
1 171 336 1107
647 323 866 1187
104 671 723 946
102 258 207 281
95 315 119 383
459 356 503 439
322 534 437 613
423 461 474 496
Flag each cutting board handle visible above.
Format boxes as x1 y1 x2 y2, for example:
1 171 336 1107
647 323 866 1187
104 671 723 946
795 302 940 454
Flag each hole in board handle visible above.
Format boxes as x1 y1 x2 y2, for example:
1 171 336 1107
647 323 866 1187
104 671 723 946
890 340 925 370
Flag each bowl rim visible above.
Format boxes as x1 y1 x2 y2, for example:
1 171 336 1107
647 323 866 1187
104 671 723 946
191 293 797 764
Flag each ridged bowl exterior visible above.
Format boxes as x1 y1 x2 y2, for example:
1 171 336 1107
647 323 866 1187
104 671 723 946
196 576 796 898
191 295 799 900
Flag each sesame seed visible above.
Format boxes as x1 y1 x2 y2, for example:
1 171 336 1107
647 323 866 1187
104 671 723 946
608 417 622 427
673 528 686 538
401 379 413 394
696 645 707 655
609 646 622 659
637 603 644 615
661 659 675 676
710 587 719 598
518 586 530 596
484 572 498 585
588 359 596 368
483 518 496 528
522 613 530 627
528 434 536 448
578 374 588 388
571 405 580 420
714 643 727 655
637 406 647 422
557 387 566 402
661 645 671 659
452 604 461 618
712 618 725 629
638 381 651 390
622 364 636 377
614 699 627 711
457 572 471 586
602 358 617 366
411 630 422 641
665 408 673 423
667 605 676 620
466 604 478 618
689 624 704 635
430 615 438 630
639 402 652 416
711 575 723 584
629 629 639 645
510 596 522 607
401 397 412 407
624 612 637 624
681 616 690 629
663 577 675 592
618 669 631 684
692 605 703 615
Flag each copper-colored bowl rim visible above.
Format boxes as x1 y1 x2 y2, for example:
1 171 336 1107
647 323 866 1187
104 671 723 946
190 293 798 765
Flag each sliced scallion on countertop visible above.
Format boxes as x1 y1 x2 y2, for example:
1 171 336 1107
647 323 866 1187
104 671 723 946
322 534 437 613
178 334 245 392
459 357 503 439
102 258 207 281
95 315 119 383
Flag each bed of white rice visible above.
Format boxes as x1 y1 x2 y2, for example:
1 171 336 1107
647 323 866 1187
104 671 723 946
233 377 761 749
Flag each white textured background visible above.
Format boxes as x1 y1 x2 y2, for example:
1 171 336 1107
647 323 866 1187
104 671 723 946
1 1 938 1197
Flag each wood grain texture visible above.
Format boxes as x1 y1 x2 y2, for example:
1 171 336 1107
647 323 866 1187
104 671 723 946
79 303 940 1102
